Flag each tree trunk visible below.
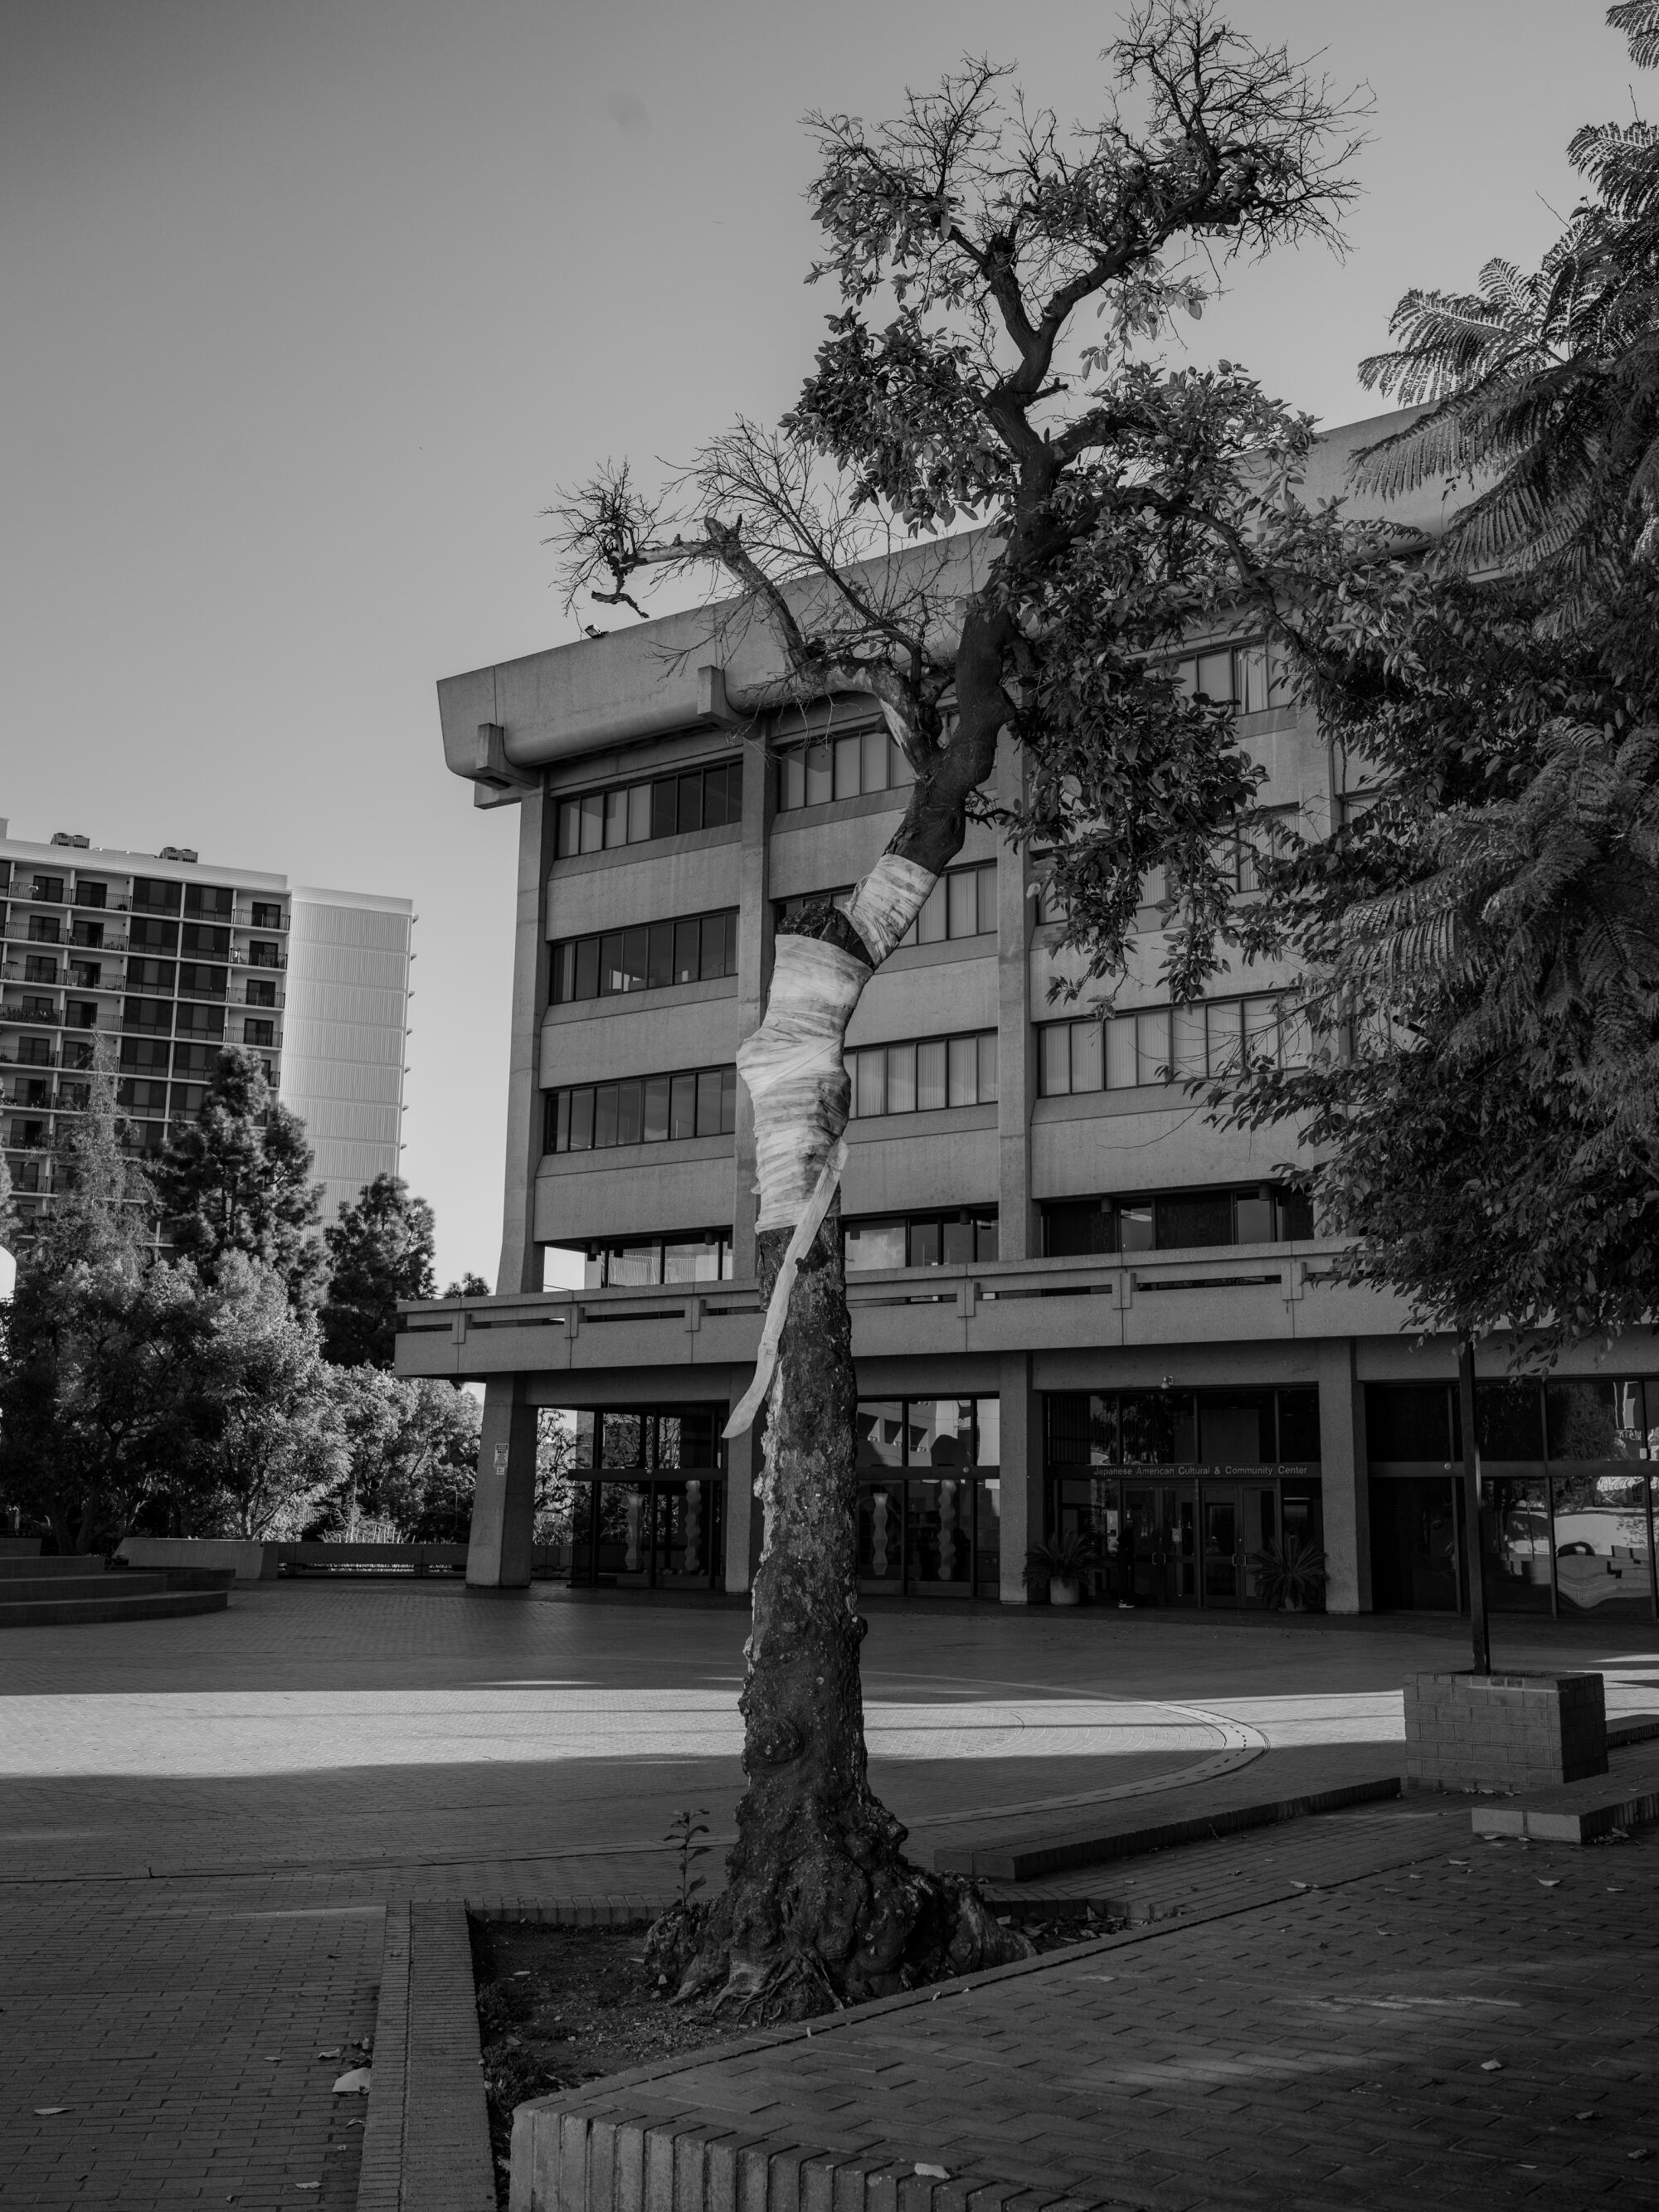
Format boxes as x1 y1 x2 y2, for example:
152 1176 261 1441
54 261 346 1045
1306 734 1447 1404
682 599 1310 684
672 1205 1026 2020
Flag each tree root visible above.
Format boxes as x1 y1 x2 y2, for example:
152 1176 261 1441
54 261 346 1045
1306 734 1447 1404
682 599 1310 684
646 1861 1032 2026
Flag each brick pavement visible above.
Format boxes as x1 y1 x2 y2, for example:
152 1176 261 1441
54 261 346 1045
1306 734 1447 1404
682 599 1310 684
518 1806 1659 2209
3 1585 1658 2210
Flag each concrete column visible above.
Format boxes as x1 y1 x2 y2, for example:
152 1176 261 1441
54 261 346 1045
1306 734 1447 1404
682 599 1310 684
495 781 557 1296
723 1407 761 1598
995 731 1036 1261
1316 1336 1371 1613
731 728 775 1284
998 1350 1044 1603
466 1375 538 1588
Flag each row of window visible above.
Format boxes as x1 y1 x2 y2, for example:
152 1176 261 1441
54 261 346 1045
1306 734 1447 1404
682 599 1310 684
545 1064 737 1154
550 911 738 1005
776 726 918 813
555 760 742 860
1041 1184 1313 1257
568 1405 727 1472
776 860 999 948
558 1230 737 1290
847 1208 1000 1271
848 1031 997 1119
1170 639 1283 714
1047 1386 1322 1469
1038 996 1306 1096
856 1396 1001 1473
1366 1378 1659 1465
118 1037 270 1077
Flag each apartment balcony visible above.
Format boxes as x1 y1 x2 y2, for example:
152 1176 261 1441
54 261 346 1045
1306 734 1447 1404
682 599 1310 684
231 907 288 930
229 949 287 970
395 1242 1413 1383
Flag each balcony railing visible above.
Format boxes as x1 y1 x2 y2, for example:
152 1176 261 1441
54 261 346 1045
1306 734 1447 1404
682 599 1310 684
395 1241 1408 1382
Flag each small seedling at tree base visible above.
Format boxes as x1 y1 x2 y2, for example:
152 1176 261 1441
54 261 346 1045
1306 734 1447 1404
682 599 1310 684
664 1806 712 1913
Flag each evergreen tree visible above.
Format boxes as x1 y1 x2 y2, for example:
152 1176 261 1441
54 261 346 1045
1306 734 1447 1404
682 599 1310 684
0 1044 192 1552
319 1174 437 1368
155 1047 324 1307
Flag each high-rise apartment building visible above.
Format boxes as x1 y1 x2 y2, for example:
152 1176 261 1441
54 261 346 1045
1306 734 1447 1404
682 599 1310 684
398 415 1659 1634
0 823 412 1239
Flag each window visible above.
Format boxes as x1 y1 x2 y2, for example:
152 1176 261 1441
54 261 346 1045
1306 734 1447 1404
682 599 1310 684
246 978 277 1008
844 1031 997 1117
544 1063 737 1153
1042 1184 1312 1257
70 960 100 989
248 941 280 968
19 994 56 1022
183 922 231 957
170 1082 206 1117
132 877 182 913
23 955 57 984
75 882 108 911
555 757 742 858
251 901 285 930
178 963 227 999
173 1041 217 1077
1168 639 1283 713
551 909 738 1004
567 1404 726 1472
776 725 916 811
844 1210 999 1271
124 997 172 1033
1225 805 1299 892
855 1397 1000 1471
175 1003 225 1038
129 916 179 953
68 1001 98 1028
128 959 175 993
119 1038 170 1073
183 883 233 917
27 916 61 944
1046 1387 1317 1468
118 1078 169 1113
1037 994 1306 1096
243 1018 274 1047
901 862 996 946
71 919 104 949
563 1230 735 1289
29 875 65 903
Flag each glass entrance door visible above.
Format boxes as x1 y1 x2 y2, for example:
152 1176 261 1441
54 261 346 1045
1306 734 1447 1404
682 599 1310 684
1123 1486 1197 1604
1202 1485 1242 1602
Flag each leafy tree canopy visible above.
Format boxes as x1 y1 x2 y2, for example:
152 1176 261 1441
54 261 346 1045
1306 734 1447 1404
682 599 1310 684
319 1174 437 1369
155 1047 324 1308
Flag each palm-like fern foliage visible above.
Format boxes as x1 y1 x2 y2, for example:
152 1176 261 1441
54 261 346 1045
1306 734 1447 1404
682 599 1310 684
1354 2 1659 627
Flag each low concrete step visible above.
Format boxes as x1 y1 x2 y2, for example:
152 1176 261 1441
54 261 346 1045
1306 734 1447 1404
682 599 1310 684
1608 1716 1659 1750
0 1572 171 1604
0 1553 107 1579
0 1588 229 1628
1471 1757 1659 1844
933 1775 1404 1883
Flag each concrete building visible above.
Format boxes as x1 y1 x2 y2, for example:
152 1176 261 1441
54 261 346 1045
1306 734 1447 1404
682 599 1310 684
0 823 412 1239
398 416 1659 1631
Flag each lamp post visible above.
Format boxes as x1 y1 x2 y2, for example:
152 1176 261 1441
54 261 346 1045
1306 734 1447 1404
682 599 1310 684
1457 1330 1491 1675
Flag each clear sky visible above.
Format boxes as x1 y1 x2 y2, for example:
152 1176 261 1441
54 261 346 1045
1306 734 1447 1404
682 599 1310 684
0 0 1636 1287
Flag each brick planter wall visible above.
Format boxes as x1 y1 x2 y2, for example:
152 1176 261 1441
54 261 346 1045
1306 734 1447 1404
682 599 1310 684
1404 1670 1608 1793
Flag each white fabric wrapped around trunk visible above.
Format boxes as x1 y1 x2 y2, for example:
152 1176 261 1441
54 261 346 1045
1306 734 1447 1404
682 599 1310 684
725 850 939 1440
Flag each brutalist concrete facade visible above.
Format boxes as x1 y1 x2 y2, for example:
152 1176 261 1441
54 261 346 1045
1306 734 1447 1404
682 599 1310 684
398 413 1659 1626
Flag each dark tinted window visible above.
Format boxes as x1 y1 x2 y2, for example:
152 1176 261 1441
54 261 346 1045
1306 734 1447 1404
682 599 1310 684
1044 1201 1114 1257
184 883 233 916
1477 1378 1543 1459
129 916 178 952
133 877 182 912
182 922 230 957
1277 1388 1322 1462
1158 1191 1233 1249
1365 1383 1451 1462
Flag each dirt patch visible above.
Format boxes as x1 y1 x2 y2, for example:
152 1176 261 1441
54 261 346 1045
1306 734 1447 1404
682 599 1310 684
469 1908 1119 2203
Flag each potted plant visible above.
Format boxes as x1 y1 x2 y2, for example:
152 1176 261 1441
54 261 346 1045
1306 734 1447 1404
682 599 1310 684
1249 1535 1329 1612
1023 1530 1096 1607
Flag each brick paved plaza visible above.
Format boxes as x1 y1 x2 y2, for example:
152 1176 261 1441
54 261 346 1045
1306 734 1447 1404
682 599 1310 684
4 1583 1659 2208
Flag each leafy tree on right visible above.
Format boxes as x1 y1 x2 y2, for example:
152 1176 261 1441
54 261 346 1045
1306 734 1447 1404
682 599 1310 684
1227 0 1659 1355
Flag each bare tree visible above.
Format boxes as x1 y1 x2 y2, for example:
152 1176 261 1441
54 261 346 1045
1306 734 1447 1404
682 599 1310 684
552 2 1365 2020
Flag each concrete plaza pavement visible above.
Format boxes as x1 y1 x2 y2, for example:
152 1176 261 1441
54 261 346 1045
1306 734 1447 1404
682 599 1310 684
4 1582 1659 2208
